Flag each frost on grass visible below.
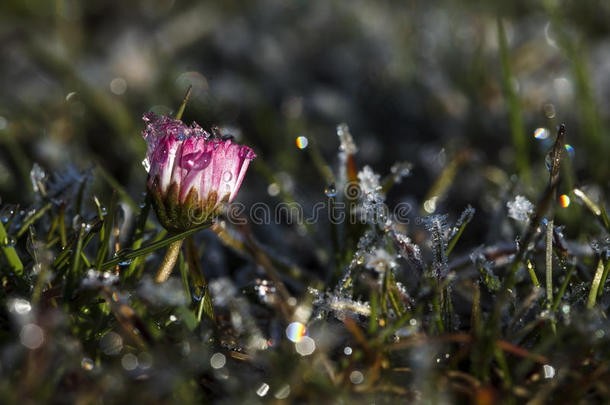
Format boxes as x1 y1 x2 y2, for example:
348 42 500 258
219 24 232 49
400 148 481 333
364 248 397 273
357 165 387 225
470 246 501 291
507 195 534 223
422 214 449 278
449 205 475 241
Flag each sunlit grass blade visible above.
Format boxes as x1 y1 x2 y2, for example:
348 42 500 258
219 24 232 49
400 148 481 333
586 259 605 309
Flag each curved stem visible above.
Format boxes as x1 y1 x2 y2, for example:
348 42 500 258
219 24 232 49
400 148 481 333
155 239 184 283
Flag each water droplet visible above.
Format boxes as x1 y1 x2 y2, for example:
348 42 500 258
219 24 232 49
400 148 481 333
223 171 233 182
267 183 280 197
2 236 16 247
256 383 270 397
543 364 555 379
295 336 316 356
20 323 44 349
121 353 138 370
274 384 291 399
349 370 364 384
559 194 570 208
286 322 307 343
324 184 337 197
344 346 352 355
534 127 549 140
180 151 211 170
142 158 151 173
81 357 94 371
119 259 134 266
1 205 17 223
296 136 308 149
210 352 226 369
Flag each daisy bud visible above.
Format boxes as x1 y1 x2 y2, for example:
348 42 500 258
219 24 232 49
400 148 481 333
142 112 255 232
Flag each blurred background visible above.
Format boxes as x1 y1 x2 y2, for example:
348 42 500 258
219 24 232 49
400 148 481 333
1 0 609 268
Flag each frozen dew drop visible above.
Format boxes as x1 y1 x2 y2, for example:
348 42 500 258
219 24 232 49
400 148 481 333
564 144 575 159
81 357 94 371
286 322 307 343
324 183 337 197
349 370 364 384
210 352 226 369
559 194 570 208
543 364 555 379
256 383 270 397
295 336 316 356
295 136 308 149
20 323 44 349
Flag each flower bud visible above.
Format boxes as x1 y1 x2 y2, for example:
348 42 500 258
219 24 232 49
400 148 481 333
142 113 255 232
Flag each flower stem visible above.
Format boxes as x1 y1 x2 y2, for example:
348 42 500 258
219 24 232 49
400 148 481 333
155 239 184 283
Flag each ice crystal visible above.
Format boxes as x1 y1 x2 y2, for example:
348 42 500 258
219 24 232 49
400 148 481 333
449 205 475 241
30 163 47 195
507 195 534 223
389 227 424 273
364 248 397 273
422 214 449 278
390 161 413 184
81 269 119 288
336 123 358 155
357 166 387 225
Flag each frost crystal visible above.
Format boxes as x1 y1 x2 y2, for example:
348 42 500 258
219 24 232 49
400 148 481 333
357 166 386 225
390 229 424 273
364 248 397 273
337 123 357 155
390 161 413 184
30 163 47 194
422 214 449 278
449 205 475 241
81 269 119 288
507 195 534 223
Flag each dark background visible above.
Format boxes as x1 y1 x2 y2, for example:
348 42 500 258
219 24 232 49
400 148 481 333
1 0 609 267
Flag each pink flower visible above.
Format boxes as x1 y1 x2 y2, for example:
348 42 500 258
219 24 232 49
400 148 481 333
142 112 255 231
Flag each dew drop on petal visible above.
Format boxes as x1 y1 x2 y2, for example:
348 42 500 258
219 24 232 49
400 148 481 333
296 136 308 149
223 171 233 182
181 151 211 170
